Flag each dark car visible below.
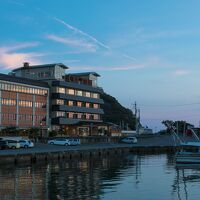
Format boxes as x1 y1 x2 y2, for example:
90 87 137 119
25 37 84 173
0 141 8 150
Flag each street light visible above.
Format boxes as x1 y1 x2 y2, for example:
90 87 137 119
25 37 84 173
40 122 43 138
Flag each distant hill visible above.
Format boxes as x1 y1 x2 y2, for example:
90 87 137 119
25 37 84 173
101 92 136 130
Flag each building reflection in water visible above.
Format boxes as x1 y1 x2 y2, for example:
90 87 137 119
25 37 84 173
0 154 140 200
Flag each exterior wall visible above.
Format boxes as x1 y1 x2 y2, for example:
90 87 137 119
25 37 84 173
0 80 49 130
14 65 65 81
51 80 104 130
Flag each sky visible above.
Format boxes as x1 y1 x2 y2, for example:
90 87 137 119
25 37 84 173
1 0 200 131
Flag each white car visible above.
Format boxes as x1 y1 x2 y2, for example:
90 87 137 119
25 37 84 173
121 137 137 144
19 139 34 148
6 140 21 149
48 138 81 146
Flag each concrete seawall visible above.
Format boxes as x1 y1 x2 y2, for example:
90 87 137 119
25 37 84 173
0 145 178 164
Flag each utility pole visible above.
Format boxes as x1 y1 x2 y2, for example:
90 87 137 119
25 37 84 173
134 101 139 135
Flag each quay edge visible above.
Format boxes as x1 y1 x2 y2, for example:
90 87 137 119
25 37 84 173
0 145 179 164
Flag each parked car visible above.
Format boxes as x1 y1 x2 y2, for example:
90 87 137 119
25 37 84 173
6 140 21 149
121 137 137 144
19 139 34 148
48 138 81 146
0 141 9 150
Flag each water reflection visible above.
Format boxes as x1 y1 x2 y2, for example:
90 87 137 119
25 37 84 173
0 154 200 200
172 164 200 200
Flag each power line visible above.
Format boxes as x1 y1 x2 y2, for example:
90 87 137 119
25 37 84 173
139 102 200 107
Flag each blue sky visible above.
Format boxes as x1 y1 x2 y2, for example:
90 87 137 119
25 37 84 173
1 0 200 130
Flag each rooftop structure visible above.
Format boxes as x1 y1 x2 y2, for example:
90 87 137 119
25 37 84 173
12 62 68 81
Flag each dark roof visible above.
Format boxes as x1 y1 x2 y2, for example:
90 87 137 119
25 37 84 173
67 72 100 77
0 73 49 88
12 63 68 72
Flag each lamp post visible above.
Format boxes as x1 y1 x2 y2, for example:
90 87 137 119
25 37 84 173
40 122 43 139
90 123 93 136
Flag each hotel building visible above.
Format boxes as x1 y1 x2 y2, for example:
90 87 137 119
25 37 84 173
0 73 49 130
12 63 104 136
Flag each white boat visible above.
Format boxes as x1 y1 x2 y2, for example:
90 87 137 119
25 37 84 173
176 142 200 164
163 120 200 164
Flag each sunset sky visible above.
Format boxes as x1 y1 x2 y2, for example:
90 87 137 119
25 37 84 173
1 0 200 130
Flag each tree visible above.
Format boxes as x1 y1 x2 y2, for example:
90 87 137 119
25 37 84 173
0 126 19 136
49 130 58 138
28 128 40 139
162 120 194 134
101 92 136 130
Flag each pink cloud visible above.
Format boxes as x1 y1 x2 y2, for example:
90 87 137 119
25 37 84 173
0 53 41 69
0 42 41 69
46 34 97 52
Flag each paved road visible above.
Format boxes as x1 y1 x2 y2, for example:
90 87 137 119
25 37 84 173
0 134 196 156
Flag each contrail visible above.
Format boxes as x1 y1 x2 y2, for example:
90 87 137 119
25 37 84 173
53 17 110 50
6 1 138 63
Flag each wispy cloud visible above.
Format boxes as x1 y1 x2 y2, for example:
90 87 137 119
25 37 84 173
0 42 42 69
0 42 39 53
70 63 146 71
46 34 97 52
171 69 190 77
53 17 110 50
7 0 25 6
53 17 138 62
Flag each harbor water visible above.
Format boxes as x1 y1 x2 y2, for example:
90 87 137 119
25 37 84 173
0 153 200 200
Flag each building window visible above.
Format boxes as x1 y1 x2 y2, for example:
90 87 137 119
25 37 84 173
78 113 82 119
56 99 64 105
56 111 65 117
90 115 94 120
1 98 16 106
68 112 74 118
93 103 99 109
94 114 99 120
58 87 65 94
77 102 82 107
85 91 91 97
82 114 86 119
19 100 33 107
68 89 75 95
73 113 78 119
86 113 90 119
76 90 82 96
86 102 90 108
92 93 99 98
68 101 74 106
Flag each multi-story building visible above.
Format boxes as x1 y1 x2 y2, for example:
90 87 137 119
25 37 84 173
0 73 49 131
12 63 104 136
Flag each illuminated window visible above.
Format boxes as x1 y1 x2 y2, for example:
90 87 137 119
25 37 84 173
86 102 90 108
56 99 64 105
77 102 82 107
77 90 82 96
93 104 99 109
56 111 65 117
92 93 99 98
68 112 74 118
68 101 73 106
58 87 65 94
68 89 75 95
78 113 82 118
85 91 90 97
